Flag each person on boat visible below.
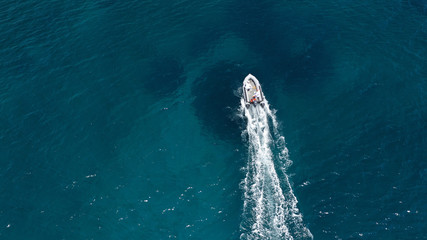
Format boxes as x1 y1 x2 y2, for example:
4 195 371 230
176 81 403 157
252 91 259 102
251 94 257 103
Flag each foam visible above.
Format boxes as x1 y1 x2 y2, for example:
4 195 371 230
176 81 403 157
239 98 313 240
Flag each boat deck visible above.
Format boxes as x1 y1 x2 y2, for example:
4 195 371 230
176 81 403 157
244 78 261 102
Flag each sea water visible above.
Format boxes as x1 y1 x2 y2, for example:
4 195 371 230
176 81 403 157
239 99 312 239
1 0 426 239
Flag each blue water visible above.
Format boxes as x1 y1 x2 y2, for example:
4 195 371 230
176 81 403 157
1 1 426 239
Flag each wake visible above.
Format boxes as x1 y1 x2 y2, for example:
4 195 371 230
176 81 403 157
239 98 313 240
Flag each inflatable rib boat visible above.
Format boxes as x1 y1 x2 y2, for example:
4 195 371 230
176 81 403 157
243 74 265 108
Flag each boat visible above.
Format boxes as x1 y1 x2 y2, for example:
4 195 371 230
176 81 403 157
243 74 265 108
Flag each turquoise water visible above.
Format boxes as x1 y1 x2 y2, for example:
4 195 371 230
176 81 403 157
1 1 426 239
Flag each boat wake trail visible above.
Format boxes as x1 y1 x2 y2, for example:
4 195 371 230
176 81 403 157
239 98 313 240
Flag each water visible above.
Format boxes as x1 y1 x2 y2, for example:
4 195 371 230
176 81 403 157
239 99 312 239
1 0 426 239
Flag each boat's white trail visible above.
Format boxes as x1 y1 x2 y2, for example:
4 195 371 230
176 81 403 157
239 98 313 240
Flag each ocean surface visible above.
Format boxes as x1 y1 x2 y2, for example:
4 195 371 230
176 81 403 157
1 0 426 239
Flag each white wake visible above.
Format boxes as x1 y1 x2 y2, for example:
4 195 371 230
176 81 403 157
239 98 313 240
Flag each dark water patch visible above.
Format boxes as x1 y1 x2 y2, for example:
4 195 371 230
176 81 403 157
144 57 185 97
53 2 186 99
406 0 427 14
191 61 246 144
169 1 230 57
95 0 117 9
228 0 291 73
281 40 331 92
227 0 333 95
187 24 227 57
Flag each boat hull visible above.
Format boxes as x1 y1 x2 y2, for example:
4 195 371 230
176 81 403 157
243 74 264 107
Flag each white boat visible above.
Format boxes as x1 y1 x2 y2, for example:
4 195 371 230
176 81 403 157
243 74 265 108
